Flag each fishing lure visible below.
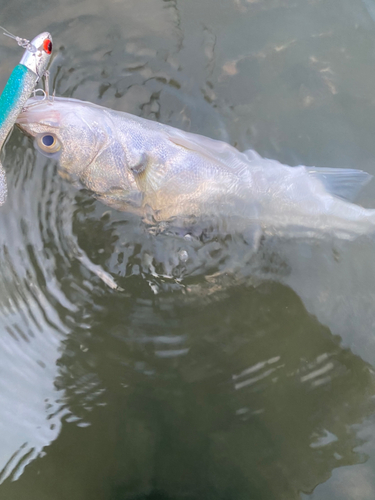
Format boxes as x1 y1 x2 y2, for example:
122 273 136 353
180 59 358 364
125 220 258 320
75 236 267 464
0 29 53 205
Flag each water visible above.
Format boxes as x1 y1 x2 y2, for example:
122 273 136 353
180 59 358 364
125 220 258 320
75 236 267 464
1 0 375 498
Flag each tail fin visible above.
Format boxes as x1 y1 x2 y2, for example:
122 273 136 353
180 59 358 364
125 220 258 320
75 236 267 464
305 167 372 202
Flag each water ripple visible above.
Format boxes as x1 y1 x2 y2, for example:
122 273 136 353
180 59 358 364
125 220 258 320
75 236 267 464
0 134 105 482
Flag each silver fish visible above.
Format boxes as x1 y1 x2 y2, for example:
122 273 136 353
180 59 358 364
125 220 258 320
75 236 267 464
16 96 375 243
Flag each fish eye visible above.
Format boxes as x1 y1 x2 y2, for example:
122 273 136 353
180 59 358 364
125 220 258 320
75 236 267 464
36 133 61 154
42 135 55 147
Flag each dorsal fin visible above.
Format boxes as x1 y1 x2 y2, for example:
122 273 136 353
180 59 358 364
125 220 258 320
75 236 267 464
166 129 252 173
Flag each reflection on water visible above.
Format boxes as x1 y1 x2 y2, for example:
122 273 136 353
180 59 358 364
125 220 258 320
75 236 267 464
1 0 375 498
3 270 375 499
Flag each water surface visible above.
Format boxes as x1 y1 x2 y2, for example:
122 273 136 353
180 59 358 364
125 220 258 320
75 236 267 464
1 0 375 498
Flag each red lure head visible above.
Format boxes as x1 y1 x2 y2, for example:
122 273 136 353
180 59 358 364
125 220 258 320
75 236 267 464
19 31 53 78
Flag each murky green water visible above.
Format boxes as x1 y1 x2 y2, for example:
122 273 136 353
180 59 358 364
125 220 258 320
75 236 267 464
1 0 375 498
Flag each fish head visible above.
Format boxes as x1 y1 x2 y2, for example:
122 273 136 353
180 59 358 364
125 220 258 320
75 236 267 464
17 96 144 210
17 96 111 183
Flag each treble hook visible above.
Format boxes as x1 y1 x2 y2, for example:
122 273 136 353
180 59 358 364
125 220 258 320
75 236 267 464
43 69 50 97
40 70 56 104
21 88 47 112
33 88 47 99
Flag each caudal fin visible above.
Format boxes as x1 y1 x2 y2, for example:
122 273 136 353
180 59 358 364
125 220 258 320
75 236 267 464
305 167 372 202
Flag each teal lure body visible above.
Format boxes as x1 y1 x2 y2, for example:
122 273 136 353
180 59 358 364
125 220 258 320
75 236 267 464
0 64 34 129
0 31 53 205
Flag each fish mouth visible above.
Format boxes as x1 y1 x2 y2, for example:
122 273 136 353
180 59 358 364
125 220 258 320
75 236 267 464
16 98 62 137
15 122 33 137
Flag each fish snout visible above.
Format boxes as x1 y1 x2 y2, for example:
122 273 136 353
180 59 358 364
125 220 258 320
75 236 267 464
16 98 61 137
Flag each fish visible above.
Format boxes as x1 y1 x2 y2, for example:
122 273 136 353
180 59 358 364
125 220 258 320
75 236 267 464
16 96 375 367
0 30 53 205
16 95 375 245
